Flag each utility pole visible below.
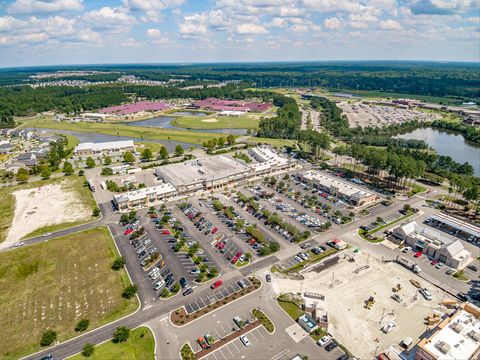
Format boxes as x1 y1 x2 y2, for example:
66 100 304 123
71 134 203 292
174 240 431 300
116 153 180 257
329 272 335 288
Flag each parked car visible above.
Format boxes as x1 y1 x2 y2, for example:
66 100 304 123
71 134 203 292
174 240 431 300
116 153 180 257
265 274 271 282
402 246 412 253
382 321 397 333
467 264 478 272
301 242 310 249
153 280 165 291
240 335 250 347
190 269 200 275
317 334 332 347
420 288 433 300
197 337 209 349
211 280 223 289
179 277 188 288
414 251 422 258
325 340 338 351
182 288 193 296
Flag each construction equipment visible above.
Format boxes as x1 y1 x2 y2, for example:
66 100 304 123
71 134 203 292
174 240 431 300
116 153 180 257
364 296 376 309
410 279 421 288
392 284 402 292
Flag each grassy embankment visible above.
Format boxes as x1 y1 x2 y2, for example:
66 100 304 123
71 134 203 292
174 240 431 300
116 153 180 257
69 327 154 360
0 227 138 360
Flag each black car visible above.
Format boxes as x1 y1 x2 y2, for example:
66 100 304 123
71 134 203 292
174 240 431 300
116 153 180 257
337 355 349 360
325 341 338 352
180 277 188 288
182 288 193 296
137 251 146 258
467 265 478 272
265 274 271 282
40 355 53 360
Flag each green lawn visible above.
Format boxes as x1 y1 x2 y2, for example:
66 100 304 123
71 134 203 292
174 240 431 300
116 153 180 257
0 227 138 359
171 115 261 130
0 186 15 244
64 133 80 152
277 300 304 320
22 117 224 145
69 327 154 360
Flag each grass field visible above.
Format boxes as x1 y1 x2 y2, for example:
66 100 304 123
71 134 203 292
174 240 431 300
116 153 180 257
69 326 154 360
277 300 303 320
22 117 224 145
0 186 15 244
171 114 261 130
0 227 138 359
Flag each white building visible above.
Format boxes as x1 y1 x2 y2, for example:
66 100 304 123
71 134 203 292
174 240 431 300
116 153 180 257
392 221 471 269
74 140 135 156
113 182 177 211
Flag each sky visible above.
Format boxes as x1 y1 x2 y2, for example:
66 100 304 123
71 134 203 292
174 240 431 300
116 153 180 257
0 0 479 67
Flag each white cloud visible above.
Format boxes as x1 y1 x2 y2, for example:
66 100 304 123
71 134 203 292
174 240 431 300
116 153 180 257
81 7 136 33
349 21 369 29
323 17 342 30
146 28 162 37
236 23 268 34
179 14 208 35
379 19 402 30
123 0 185 21
0 16 24 32
7 0 84 15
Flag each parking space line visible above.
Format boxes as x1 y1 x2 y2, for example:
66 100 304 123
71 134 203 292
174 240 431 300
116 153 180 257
225 344 234 357
249 330 259 342
218 349 228 360
231 340 240 353
256 328 265 339
211 352 218 360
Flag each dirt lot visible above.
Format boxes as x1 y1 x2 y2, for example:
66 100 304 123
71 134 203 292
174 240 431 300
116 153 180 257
4 180 91 246
271 251 449 359
0 227 138 359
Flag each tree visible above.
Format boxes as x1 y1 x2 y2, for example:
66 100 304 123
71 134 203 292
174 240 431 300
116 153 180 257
111 256 126 270
122 284 138 299
41 167 51 179
82 343 94 357
112 327 130 343
63 161 74 175
174 145 184 156
120 213 129 224
159 146 169 159
16 168 29 182
75 319 90 332
218 137 225 147
86 157 95 168
92 207 100 217
104 156 112 165
227 134 235 146
40 330 57 346
123 151 135 163
128 210 137 221
171 282 181 293
78 169 85 176
101 167 113 176
141 148 153 161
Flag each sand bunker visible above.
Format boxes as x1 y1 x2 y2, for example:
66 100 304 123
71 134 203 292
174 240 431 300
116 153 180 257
201 118 218 123
4 183 91 246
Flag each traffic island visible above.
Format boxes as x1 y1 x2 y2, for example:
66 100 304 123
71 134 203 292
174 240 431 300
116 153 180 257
170 277 261 326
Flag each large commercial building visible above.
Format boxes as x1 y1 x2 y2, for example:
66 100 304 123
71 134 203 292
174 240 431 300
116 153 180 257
415 302 480 360
300 170 378 207
113 182 177 211
248 146 292 176
74 140 135 156
392 221 471 269
155 155 251 194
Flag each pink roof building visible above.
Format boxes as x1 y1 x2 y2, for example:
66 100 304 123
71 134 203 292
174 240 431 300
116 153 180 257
194 98 271 112
100 101 170 115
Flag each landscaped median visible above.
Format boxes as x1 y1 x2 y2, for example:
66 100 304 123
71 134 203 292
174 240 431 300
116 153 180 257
273 247 338 274
180 343 195 360
358 209 418 243
251 309 275 333
170 277 261 326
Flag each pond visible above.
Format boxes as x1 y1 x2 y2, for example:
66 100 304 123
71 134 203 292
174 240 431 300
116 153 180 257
397 127 480 176
32 128 199 152
123 114 248 135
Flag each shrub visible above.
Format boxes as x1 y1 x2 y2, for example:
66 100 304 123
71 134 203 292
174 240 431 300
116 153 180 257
111 256 126 270
112 327 130 343
122 284 138 299
40 330 57 346
75 319 90 332
82 343 95 357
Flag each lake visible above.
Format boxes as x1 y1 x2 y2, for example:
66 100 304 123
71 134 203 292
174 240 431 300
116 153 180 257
124 112 248 135
31 128 199 152
397 127 480 176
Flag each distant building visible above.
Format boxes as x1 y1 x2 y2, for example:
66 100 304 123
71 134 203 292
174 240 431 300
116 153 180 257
300 170 378 207
194 97 271 112
297 313 319 333
74 140 135 156
392 221 471 269
0 142 14 154
415 302 480 360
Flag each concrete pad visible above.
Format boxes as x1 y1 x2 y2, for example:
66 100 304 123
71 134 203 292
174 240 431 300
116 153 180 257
285 323 309 343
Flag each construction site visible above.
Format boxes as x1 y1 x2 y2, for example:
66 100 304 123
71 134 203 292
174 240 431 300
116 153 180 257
271 250 456 359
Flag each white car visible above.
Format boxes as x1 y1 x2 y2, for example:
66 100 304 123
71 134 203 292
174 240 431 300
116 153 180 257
240 335 250 347
14 241 25 247
382 321 397 333
153 280 165 291
294 255 303 263
317 335 332 347
150 271 161 280
420 288 432 301
190 269 200 275
43 232 52 237
402 246 412 253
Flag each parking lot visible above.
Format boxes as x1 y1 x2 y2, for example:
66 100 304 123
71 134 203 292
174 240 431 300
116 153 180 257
185 278 252 314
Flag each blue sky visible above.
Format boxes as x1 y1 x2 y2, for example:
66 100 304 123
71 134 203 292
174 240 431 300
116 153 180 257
0 0 478 67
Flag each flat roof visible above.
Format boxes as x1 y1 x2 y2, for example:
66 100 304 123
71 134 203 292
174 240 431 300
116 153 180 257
303 171 375 198
113 182 177 203
431 213 480 238
74 140 135 153
423 306 480 360
155 155 250 187
250 146 289 166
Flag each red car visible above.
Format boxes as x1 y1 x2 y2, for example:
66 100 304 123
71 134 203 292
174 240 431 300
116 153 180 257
197 338 208 349
430 260 438 265
218 243 225 250
414 251 423 258
211 227 218 234
124 228 134 235
161 230 170 235
211 280 223 289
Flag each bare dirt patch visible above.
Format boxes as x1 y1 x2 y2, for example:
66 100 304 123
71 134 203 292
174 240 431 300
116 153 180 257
201 118 219 123
271 251 450 359
5 182 90 245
